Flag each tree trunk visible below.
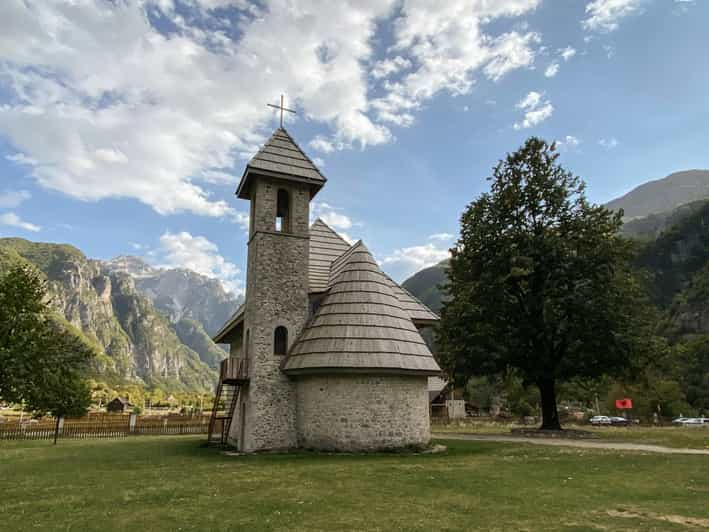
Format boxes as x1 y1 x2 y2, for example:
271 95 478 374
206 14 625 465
53 416 60 445
537 377 561 430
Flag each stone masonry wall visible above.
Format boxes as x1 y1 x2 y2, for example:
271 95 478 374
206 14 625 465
232 175 310 452
295 374 431 451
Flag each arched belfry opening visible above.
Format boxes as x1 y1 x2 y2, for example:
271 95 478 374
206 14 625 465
274 326 288 356
276 189 290 232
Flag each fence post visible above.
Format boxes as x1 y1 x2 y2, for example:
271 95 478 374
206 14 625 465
129 413 137 434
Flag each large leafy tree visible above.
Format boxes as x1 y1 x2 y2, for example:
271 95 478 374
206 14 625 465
438 138 656 430
0 264 94 439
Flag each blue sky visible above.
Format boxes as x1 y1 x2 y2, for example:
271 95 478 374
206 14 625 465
1 0 708 294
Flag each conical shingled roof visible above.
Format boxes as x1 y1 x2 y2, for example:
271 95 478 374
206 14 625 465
236 128 326 199
282 241 441 376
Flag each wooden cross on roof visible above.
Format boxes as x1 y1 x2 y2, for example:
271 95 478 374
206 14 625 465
267 94 296 128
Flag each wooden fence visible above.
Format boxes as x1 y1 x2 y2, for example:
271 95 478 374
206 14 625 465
0 413 210 441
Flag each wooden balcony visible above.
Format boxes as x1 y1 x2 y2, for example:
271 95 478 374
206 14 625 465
219 357 249 384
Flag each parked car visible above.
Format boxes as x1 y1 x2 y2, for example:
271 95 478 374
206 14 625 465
680 418 707 426
609 416 631 426
672 417 690 425
590 415 612 425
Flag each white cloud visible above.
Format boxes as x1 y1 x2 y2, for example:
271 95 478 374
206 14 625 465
599 137 619 149
559 46 577 61
231 211 250 232
582 0 644 32
429 232 454 241
544 63 559 78
513 91 553 130
517 91 543 110
311 201 353 230
369 0 542 127
154 231 243 295
309 136 336 154
0 1 544 221
371 56 412 80
0 189 31 208
0 0 396 220
556 135 580 150
381 242 450 281
0 211 41 232
6 152 38 166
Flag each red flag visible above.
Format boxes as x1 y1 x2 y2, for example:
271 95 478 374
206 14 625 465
615 398 633 409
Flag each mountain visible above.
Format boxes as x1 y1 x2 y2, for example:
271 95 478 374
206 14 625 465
605 169 709 220
637 200 709 309
619 199 708 241
103 256 241 337
402 170 709 317
0 238 218 393
401 260 448 314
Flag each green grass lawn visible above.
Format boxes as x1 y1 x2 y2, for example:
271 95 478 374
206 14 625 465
2 436 708 531
434 421 709 449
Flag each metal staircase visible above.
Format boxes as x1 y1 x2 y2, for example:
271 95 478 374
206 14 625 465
207 358 249 447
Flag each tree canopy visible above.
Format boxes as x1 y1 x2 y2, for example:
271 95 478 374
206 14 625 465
437 137 659 429
0 264 94 418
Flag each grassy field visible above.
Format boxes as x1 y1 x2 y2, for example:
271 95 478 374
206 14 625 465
434 421 709 449
2 436 708 531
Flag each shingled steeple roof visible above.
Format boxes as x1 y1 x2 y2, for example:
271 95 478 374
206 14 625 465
282 241 441 376
236 128 326 199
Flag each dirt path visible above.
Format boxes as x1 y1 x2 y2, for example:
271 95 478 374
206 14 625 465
433 432 709 455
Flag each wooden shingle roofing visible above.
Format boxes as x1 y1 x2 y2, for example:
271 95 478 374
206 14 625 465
212 220 440 343
236 128 326 199
309 218 351 292
312 220 439 323
282 242 441 376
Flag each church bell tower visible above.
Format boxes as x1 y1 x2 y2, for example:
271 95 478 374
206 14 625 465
233 127 326 451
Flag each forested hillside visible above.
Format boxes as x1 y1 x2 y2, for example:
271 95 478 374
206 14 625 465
402 196 709 417
0 238 220 394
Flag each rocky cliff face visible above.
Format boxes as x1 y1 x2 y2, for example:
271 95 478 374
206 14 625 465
104 256 241 337
0 238 216 392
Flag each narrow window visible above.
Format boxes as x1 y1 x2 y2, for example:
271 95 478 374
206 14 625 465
244 329 250 359
274 326 288 356
276 188 290 232
249 188 256 236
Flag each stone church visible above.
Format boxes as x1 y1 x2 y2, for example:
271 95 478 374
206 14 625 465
211 127 441 452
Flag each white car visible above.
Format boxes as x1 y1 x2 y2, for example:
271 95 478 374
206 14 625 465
680 418 708 426
590 415 612 425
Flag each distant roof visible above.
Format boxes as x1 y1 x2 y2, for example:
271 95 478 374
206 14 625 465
108 397 133 407
236 128 326 199
282 242 441 376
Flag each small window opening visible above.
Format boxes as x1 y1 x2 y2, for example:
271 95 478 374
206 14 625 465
244 329 250 359
276 189 290 232
274 326 288 356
